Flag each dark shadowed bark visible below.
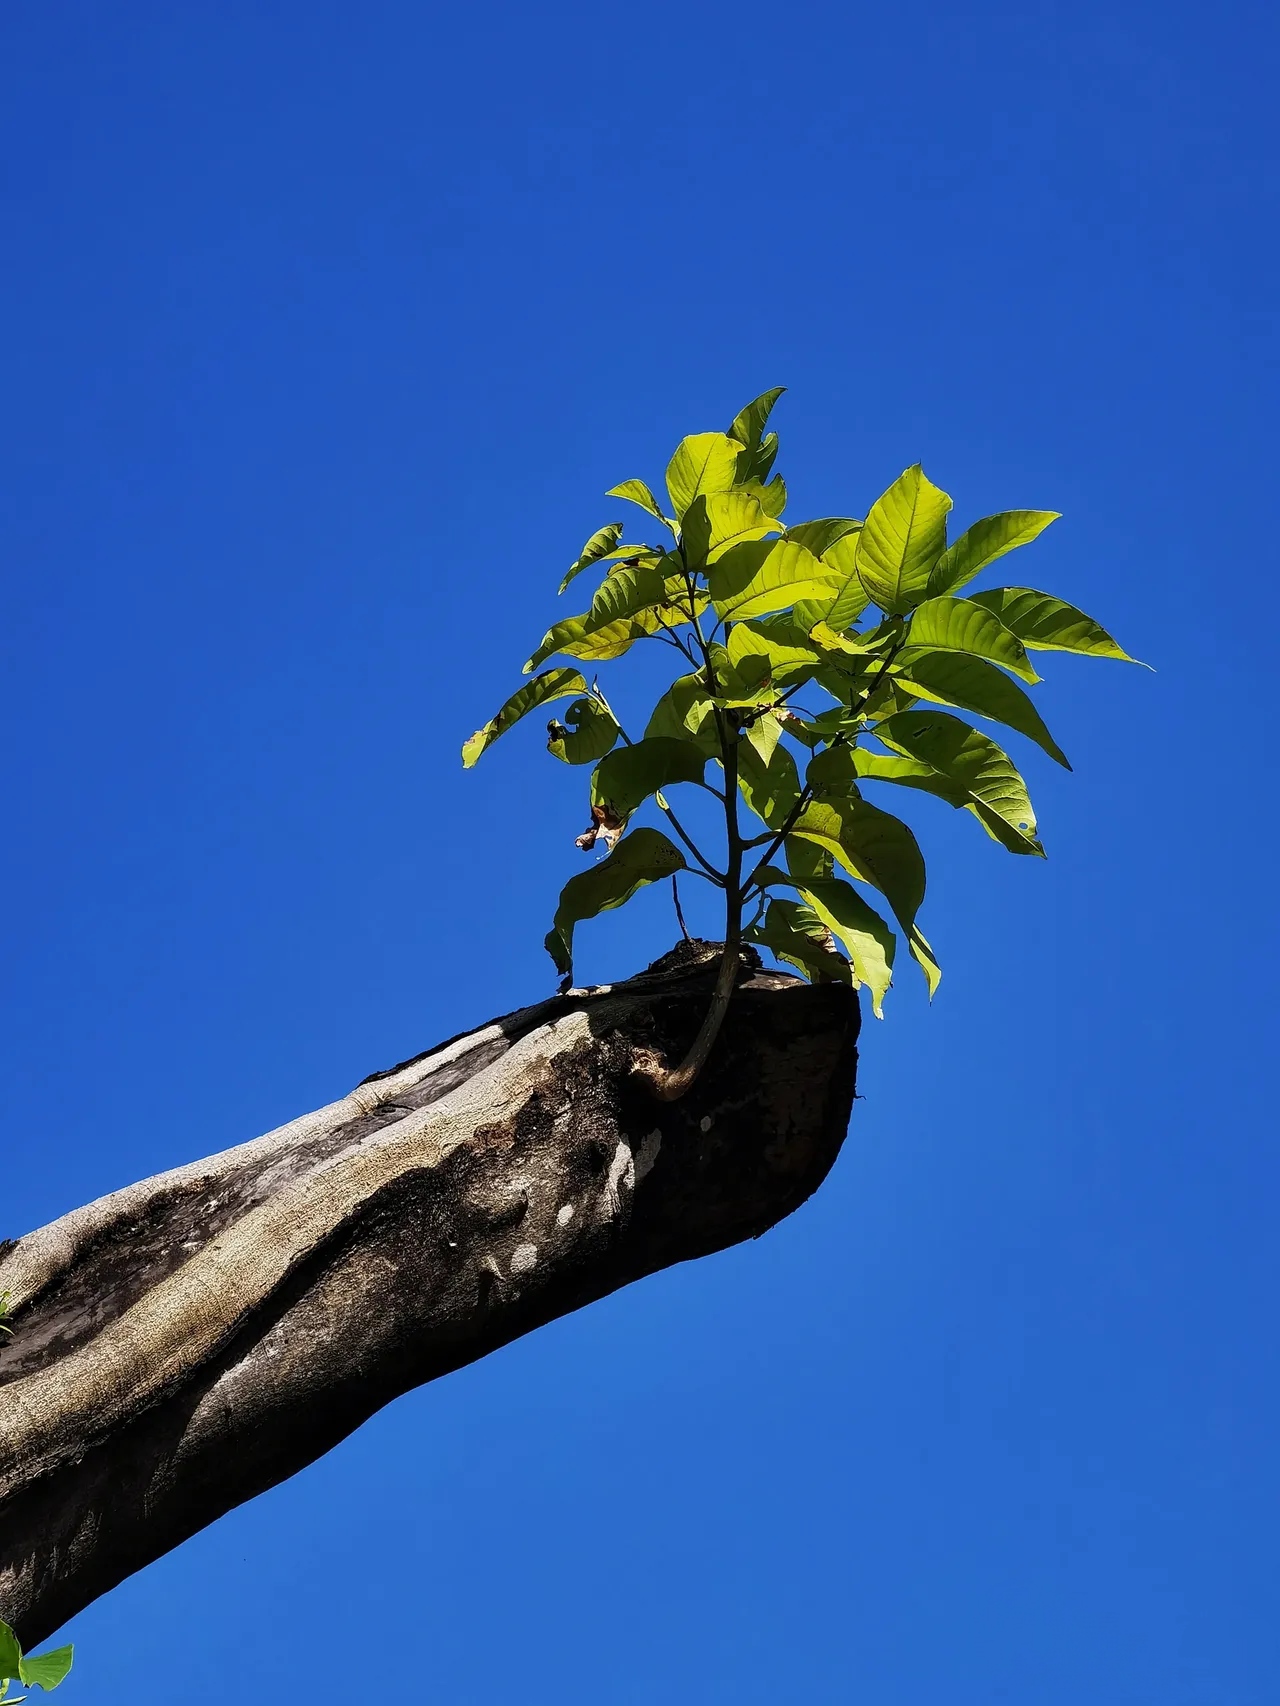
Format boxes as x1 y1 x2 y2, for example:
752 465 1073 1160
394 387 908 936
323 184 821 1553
0 945 858 1646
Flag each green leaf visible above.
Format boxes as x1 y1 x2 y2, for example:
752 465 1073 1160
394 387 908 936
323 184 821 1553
680 489 781 568
806 621 885 657
805 743 871 797
797 877 897 1015
606 478 674 531
526 564 672 670
927 511 1059 597
463 668 588 767
743 437 780 485
729 387 786 451
876 709 1043 853
756 474 787 517
18 1649 73 1692
588 561 668 623
709 538 839 622
559 522 624 594
743 706 786 764
709 647 774 706
892 651 1071 768
754 871 895 1015
591 736 707 819
747 897 852 986
790 796 927 939
907 923 943 998
0 1623 21 1682
525 611 659 670
785 834 834 884
903 595 1040 682
665 433 745 519
728 389 785 485
822 531 872 627
545 827 686 977
645 674 721 755
968 586 1142 661
546 697 620 764
849 748 967 800
727 619 821 685
735 739 800 829
783 517 862 558
854 465 953 614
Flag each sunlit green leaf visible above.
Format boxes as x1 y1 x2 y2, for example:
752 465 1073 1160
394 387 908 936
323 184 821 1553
753 872 895 1015
927 511 1059 597
892 651 1071 768
526 564 673 670
807 621 886 657
790 796 927 938
747 897 852 985
854 465 953 614
907 923 942 997
17 1648 73 1692
850 748 967 800
784 518 862 558
545 827 686 977
645 673 721 755
798 877 897 1015
729 387 786 451
822 531 872 627
710 649 775 707
876 709 1043 853
735 739 800 829
968 586 1142 661
0 1623 21 1681
805 742 870 797
728 389 786 485
709 537 839 622
903 595 1040 682
559 522 624 595
665 433 745 519
743 706 786 764
783 836 834 883
727 619 821 684
591 736 707 819
463 667 588 767
681 489 781 568
606 477 674 531
756 474 787 516
546 697 621 764
525 610 660 670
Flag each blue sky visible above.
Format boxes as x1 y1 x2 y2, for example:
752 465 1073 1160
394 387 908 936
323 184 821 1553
1 1 1276 1700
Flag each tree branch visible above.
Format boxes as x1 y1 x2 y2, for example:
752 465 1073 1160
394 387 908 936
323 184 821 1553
0 956 857 1647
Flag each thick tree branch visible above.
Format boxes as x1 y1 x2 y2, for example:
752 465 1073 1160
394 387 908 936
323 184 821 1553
0 947 858 1646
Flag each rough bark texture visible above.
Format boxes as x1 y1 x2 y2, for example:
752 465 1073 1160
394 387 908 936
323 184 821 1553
0 945 858 1646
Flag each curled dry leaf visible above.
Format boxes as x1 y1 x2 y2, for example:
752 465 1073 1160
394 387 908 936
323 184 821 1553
574 802 626 852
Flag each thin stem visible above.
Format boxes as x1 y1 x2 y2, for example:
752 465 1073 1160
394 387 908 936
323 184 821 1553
638 590 746 1099
672 876 691 941
654 607 698 665
740 636 908 898
590 677 723 883
661 802 726 885
737 680 807 726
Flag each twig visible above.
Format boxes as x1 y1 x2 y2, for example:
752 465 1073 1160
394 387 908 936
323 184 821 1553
672 876 691 940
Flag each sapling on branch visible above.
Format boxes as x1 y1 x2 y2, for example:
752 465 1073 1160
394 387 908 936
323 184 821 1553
465 386 1144 1098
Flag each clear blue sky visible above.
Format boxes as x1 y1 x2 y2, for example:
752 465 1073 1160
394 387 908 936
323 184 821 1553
2 2 1275 1701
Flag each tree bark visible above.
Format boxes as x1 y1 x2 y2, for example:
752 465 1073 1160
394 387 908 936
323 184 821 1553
0 946 858 1646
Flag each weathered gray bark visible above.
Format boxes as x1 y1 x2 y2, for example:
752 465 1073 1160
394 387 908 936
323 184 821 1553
0 947 858 1646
